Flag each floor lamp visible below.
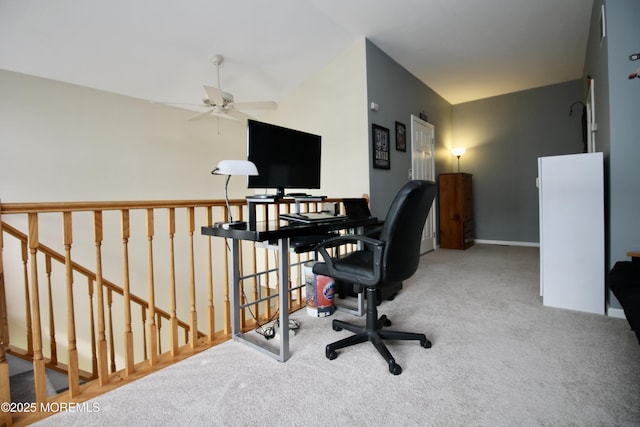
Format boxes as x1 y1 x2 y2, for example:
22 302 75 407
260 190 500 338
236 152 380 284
452 147 466 172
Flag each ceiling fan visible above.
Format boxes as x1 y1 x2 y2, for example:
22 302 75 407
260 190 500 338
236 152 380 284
188 54 277 122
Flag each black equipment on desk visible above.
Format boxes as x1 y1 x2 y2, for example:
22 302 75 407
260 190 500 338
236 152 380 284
247 119 322 199
342 198 373 219
280 212 346 223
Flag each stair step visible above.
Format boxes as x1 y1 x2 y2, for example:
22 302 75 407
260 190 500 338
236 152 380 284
9 370 56 403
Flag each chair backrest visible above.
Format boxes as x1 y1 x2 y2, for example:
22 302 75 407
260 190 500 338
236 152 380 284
378 180 437 284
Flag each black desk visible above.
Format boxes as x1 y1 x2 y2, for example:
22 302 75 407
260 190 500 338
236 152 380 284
201 216 378 361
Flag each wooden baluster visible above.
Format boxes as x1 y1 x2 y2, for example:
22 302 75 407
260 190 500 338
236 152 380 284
63 211 80 396
21 239 33 355
187 207 197 349
27 213 47 404
0 343 9 427
141 306 147 361
294 253 302 310
167 208 178 356
0 205 11 427
156 313 162 354
146 208 158 365
234 203 247 330
251 235 259 324
0 219 9 347
107 288 116 373
274 251 281 317
205 206 215 342
263 204 272 319
239 240 246 331
121 209 134 375
87 277 97 378
222 206 231 336
94 211 109 385
287 251 293 312
45 255 57 365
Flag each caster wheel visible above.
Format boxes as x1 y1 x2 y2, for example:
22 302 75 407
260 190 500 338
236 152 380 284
326 347 338 360
420 338 432 348
389 362 402 375
383 318 392 327
333 325 343 331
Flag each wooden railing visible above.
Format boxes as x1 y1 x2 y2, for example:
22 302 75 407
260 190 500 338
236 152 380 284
0 197 341 426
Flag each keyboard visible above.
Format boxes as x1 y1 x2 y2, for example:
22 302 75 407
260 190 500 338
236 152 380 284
280 213 347 224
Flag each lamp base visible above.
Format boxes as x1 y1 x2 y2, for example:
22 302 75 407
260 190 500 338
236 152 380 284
222 221 247 230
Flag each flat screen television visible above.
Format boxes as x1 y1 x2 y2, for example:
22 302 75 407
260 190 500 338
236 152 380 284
247 119 321 198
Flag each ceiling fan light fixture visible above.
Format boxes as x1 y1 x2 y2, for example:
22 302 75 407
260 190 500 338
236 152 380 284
210 54 224 67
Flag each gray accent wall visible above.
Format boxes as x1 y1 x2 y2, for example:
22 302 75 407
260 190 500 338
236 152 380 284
365 40 452 219
452 81 584 243
583 0 640 308
364 39 585 244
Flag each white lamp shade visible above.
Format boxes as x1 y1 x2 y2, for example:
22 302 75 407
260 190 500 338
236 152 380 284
212 160 258 176
451 147 466 157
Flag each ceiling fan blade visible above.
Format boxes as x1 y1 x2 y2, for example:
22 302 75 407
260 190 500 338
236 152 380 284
233 101 277 110
203 85 225 105
153 101 206 109
224 109 253 122
188 109 214 121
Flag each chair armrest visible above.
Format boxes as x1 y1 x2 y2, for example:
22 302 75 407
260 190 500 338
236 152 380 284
314 234 383 251
313 235 385 287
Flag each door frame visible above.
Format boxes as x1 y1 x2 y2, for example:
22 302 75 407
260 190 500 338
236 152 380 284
410 114 436 253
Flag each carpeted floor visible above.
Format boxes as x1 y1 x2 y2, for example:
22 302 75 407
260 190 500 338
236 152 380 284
37 244 640 426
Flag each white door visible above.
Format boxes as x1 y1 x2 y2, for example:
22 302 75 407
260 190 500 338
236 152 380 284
586 79 596 152
410 115 436 253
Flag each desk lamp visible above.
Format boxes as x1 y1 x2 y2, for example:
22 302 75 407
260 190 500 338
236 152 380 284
451 147 466 172
211 160 258 229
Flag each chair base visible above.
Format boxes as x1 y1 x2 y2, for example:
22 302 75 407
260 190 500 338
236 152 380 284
325 288 431 375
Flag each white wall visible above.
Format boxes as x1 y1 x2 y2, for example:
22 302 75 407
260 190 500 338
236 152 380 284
0 69 249 203
0 69 251 367
0 39 370 205
261 38 370 198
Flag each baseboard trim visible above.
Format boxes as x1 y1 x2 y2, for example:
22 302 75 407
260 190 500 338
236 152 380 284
607 306 626 319
473 239 540 248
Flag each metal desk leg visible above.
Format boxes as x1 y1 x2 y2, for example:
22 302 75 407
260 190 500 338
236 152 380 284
228 237 291 362
229 238 241 338
277 238 290 361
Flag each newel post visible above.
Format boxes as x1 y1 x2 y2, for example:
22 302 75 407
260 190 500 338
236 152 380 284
0 200 12 427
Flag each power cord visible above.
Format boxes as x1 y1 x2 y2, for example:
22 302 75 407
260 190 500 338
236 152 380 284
235 249 301 340
241 289 282 340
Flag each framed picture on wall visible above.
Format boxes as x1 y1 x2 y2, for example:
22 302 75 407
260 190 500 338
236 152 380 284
372 123 390 169
395 121 406 151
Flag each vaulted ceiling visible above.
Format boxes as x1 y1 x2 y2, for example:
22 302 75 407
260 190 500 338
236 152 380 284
0 0 593 108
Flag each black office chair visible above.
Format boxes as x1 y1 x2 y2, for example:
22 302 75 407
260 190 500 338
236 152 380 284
313 180 437 375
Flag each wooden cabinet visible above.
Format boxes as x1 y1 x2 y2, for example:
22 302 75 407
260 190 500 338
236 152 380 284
438 173 474 250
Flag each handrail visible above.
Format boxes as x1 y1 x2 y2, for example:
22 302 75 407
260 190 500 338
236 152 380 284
0 222 196 341
0 196 340 426
0 199 229 214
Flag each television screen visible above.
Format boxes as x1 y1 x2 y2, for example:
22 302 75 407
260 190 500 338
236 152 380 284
247 119 321 198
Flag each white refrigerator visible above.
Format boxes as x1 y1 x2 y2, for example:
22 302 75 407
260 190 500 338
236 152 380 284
538 152 605 314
